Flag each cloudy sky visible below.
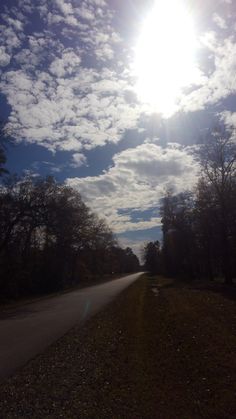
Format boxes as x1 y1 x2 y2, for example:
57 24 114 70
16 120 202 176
1 0 236 257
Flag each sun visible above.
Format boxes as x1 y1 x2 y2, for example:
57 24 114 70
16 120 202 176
133 0 198 117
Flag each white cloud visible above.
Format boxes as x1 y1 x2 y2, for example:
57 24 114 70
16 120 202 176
221 111 236 141
0 46 11 67
0 25 22 51
181 34 236 112
67 143 200 233
49 50 81 77
1 0 236 131
47 0 117 61
77 5 95 21
55 0 74 16
71 153 87 167
2 15 24 32
1 0 234 239
0 0 130 152
114 217 162 234
1 62 141 151
212 13 227 29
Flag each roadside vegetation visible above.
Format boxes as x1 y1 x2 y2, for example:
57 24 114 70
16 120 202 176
144 127 236 285
0 126 139 300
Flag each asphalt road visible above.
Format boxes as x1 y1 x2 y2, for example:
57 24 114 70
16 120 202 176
0 272 142 381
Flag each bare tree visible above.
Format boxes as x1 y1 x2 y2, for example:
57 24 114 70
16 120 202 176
0 174 140 298
199 127 236 284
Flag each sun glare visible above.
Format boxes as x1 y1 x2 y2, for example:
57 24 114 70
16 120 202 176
133 0 198 117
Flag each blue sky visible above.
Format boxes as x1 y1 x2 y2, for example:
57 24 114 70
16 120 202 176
0 0 236 258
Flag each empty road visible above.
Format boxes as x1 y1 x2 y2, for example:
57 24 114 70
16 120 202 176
0 273 142 381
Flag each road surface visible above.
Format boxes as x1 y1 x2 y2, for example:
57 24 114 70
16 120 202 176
0 272 142 381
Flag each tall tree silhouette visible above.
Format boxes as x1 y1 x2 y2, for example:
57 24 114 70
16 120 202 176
143 241 161 275
199 127 236 284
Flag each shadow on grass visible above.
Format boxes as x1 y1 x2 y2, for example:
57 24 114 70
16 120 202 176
189 280 236 302
145 273 236 301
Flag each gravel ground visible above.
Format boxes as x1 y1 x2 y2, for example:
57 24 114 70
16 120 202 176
0 276 236 418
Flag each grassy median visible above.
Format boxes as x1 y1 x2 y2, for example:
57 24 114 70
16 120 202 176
0 275 236 418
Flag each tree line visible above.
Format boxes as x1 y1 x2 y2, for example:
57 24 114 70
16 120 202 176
144 128 236 285
0 139 139 299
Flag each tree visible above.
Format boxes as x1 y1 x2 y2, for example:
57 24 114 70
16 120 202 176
143 241 161 275
160 191 197 278
194 179 217 280
199 127 236 284
138 126 236 283
0 174 139 298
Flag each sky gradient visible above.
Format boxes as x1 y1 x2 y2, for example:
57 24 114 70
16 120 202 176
1 0 236 257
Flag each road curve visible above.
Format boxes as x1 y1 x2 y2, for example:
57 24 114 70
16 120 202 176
0 272 143 381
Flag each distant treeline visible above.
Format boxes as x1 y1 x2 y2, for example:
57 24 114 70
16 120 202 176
0 150 139 299
144 128 236 285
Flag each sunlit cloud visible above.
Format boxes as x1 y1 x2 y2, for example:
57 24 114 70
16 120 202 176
67 142 200 233
71 153 87 168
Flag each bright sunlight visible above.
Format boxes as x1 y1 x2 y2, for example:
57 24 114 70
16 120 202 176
134 0 198 117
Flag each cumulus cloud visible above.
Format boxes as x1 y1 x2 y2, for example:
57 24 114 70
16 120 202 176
55 0 74 16
1 0 235 153
2 15 24 32
221 111 236 141
0 46 11 67
181 32 236 112
1 65 141 151
1 0 236 239
67 143 200 233
0 0 135 152
0 21 24 54
212 13 227 29
49 50 81 77
71 153 87 167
